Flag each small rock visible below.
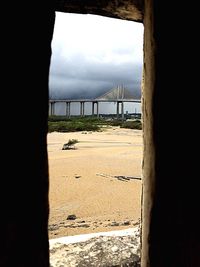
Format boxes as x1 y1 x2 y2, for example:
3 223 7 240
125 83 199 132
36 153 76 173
110 221 119 226
77 223 90 228
48 224 59 231
67 214 77 220
123 221 130 226
111 245 119 253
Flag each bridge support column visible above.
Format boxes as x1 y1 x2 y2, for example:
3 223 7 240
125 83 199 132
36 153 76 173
50 102 55 116
96 102 99 118
116 101 119 119
92 102 95 116
121 101 124 120
80 102 82 116
82 102 85 116
49 102 52 116
92 101 99 117
80 102 85 117
66 102 71 118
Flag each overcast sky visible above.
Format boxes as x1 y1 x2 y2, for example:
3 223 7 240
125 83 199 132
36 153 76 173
49 12 144 100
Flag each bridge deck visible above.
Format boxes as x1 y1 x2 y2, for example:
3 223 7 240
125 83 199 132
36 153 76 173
49 99 141 103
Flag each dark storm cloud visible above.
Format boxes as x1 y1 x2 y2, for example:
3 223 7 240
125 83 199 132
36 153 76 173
49 12 143 100
49 54 143 99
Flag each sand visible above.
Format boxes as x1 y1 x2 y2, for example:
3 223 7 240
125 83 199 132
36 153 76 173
48 126 142 239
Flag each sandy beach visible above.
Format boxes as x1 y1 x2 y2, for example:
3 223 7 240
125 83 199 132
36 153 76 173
48 126 142 239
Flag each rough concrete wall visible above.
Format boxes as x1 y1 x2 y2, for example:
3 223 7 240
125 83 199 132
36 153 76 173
55 0 143 22
141 0 155 266
50 225 141 267
3 1 200 267
2 3 55 267
142 1 200 267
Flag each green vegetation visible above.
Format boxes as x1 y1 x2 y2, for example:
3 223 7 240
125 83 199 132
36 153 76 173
62 139 79 150
120 120 142 130
48 115 142 132
48 116 101 132
102 119 142 130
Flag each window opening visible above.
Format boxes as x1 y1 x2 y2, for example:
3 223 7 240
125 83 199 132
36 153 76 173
48 11 144 265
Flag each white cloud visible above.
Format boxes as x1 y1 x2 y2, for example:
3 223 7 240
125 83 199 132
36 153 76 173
49 12 144 99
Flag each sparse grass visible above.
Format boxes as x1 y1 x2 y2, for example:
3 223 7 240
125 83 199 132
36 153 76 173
48 115 142 132
120 120 142 130
104 119 142 130
62 139 79 150
48 116 101 132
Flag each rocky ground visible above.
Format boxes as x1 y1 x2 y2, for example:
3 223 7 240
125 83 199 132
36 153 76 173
48 218 140 238
49 224 141 267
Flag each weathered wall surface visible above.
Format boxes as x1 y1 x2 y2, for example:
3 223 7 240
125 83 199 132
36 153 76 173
55 0 143 22
3 1 200 267
141 0 155 266
50 225 141 267
2 3 56 267
142 1 200 267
